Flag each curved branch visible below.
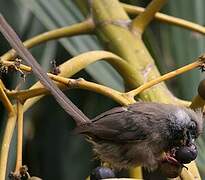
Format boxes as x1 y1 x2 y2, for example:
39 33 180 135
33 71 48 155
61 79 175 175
0 111 17 180
3 50 202 109
127 56 205 98
0 80 14 113
1 18 95 61
1 50 137 86
56 51 138 86
122 3 205 35
1 50 137 111
7 76 133 106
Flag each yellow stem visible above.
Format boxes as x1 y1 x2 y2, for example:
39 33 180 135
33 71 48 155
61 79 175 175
173 97 191 107
1 18 95 61
2 60 31 72
131 0 168 34
3 50 199 108
2 50 136 86
14 101 24 173
0 111 17 180
7 75 133 106
49 75 135 105
1 50 138 112
127 58 204 98
53 51 137 86
180 161 201 180
0 80 14 113
130 167 143 179
122 3 205 35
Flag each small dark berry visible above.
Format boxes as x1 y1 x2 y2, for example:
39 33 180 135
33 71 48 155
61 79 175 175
175 144 197 164
90 167 115 180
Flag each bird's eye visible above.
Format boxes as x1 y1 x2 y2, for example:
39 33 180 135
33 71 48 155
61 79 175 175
187 121 197 139
188 121 196 130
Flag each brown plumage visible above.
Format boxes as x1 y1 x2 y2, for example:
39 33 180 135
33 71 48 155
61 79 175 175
75 102 203 170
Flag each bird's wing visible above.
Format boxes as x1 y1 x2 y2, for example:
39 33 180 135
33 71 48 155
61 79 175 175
76 105 150 142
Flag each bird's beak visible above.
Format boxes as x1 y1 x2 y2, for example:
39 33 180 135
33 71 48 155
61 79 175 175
186 131 195 145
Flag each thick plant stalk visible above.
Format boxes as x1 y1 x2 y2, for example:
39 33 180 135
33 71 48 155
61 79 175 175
80 0 175 104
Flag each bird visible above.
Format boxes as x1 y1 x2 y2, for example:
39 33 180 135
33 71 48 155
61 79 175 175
74 102 203 171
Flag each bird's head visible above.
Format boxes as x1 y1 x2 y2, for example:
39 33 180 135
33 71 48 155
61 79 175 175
168 108 203 148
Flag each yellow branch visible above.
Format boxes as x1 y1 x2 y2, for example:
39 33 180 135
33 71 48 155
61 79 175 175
7 76 133 106
14 101 24 174
49 75 134 105
180 161 201 180
0 111 17 180
0 50 138 112
0 80 14 113
1 50 137 86
3 50 202 108
127 56 205 98
53 51 137 86
2 60 31 72
122 3 205 35
131 0 168 34
1 18 95 61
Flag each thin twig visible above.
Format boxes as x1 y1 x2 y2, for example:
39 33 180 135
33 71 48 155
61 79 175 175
7 76 133 106
1 18 95 61
2 60 31 72
122 3 205 35
0 80 14 113
1 50 136 86
127 56 205 98
3 51 202 107
131 0 168 34
1 50 138 106
14 101 24 174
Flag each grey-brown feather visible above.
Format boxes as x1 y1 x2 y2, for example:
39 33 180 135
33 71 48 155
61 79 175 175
75 102 203 169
